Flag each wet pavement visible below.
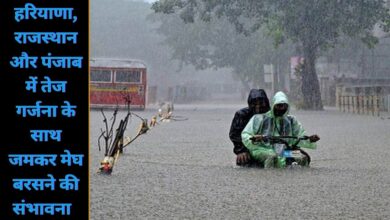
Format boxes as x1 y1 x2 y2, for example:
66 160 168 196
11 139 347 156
90 104 390 219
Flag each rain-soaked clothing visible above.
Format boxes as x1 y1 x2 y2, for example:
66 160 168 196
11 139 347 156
229 89 270 165
241 91 316 168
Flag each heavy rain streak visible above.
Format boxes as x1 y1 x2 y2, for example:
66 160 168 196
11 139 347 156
90 0 390 219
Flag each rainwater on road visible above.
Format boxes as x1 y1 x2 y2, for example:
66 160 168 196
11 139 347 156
90 104 390 219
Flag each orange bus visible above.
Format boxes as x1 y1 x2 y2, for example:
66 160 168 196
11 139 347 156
90 58 147 110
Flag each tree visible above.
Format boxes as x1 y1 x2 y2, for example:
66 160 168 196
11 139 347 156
149 12 295 91
153 0 390 109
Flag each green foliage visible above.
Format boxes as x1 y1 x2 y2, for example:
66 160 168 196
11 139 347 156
153 0 390 50
152 0 390 109
150 10 294 89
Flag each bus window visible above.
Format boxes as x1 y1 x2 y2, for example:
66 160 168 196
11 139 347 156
115 70 141 83
91 69 112 82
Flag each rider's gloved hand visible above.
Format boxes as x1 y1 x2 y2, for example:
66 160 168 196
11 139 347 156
250 135 263 142
236 152 250 165
309 134 320 142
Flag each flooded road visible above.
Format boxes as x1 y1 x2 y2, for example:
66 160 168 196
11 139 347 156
90 104 390 219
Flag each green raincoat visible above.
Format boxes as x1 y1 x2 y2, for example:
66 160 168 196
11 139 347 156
241 91 316 168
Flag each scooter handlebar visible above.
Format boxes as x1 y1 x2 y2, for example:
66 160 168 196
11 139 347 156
249 135 312 149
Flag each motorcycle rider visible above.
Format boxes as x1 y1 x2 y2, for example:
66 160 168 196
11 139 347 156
229 89 270 166
241 91 320 168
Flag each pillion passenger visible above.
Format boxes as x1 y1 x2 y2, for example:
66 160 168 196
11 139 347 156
229 89 270 166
